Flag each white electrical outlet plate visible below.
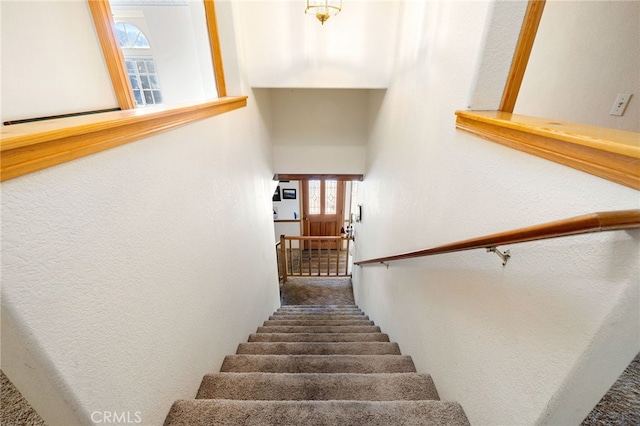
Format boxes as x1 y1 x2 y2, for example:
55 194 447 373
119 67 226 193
610 93 632 116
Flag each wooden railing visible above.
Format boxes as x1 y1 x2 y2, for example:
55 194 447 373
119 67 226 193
355 210 640 266
279 235 353 282
275 240 284 282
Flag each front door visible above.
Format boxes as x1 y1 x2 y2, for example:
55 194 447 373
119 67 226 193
302 179 345 249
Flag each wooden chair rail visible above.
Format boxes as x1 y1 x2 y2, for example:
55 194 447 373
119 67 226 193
455 111 640 190
0 97 247 181
354 210 640 266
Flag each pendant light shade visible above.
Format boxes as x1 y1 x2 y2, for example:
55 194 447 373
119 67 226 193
305 0 342 25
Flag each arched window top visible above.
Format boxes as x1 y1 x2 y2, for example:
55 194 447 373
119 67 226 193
115 22 150 48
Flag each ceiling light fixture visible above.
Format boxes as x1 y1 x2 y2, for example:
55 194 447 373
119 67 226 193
305 0 342 25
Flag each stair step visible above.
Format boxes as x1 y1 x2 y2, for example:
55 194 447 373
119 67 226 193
220 355 416 373
264 320 375 327
248 333 390 342
257 325 381 334
277 307 362 312
236 342 401 355
279 305 360 309
165 400 470 426
274 309 364 315
196 373 439 401
270 314 368 320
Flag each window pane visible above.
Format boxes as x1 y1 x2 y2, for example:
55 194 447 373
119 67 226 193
133 90 143 106
129 75 139 90
149 75 160 90
125 60 136 73
143 90 153 104
350 181 359 214
325 180 337 214
308 180 321 215
140 75 150 89
115 22 150 49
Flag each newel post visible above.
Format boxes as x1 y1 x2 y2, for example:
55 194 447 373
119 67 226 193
280 235 288 283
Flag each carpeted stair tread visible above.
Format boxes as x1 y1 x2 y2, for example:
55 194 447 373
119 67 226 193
163 300 470 425
196 372 440 400
276 310 363 315
164 399 470 426
276 308 362 314
220 354 417 373
236 342 401 355
269 314 368 320
280 304 360 308
277 306 361 309
264 319 375 327
257 325 381 334
248 332 391 342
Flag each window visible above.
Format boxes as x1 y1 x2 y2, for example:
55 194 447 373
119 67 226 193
125 58 162 106
108 0 218 108
455 0 639 190
325 180 337 214
308 180 321 214
350 181 359 216
114 22 150 48
0 0 246 182
113 17 163 107
307 180 339 215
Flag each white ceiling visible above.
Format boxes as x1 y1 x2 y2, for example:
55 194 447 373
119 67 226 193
233 1 402 88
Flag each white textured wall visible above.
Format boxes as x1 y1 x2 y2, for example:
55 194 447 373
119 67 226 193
468 0 528 110
1 3 280 426
270 88 370 174
515 0 640 132
352 1 640 425
273 181 301 220
0 0 117 122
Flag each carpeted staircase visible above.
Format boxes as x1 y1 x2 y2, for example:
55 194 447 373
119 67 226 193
164 304 469 425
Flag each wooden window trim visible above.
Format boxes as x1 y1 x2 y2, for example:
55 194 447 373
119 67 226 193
0 0 245 182
455 0 640 190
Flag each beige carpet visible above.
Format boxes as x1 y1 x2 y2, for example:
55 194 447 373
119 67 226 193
0 371 46 426
164 279 471 425
280 277 355 305
582 352 640 425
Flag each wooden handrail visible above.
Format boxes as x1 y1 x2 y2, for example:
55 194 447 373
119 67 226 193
282 236 351 241
355 210 640 266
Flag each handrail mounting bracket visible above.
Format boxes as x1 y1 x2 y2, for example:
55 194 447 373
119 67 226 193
487 247 510 266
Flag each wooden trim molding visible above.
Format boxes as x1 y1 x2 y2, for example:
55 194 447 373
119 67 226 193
87 0 136 110
204 0 227 98
355 210 640 266
1 0 244 181
499 0 546 113
0 97 247 181
455 111 640 190
458 0 640 190
89 0 226 106
274 174 364 182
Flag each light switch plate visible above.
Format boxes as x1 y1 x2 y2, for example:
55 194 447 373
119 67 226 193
610 93 632 116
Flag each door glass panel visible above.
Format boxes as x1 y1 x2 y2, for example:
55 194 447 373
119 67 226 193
325 180 337 214
308 180 321 214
